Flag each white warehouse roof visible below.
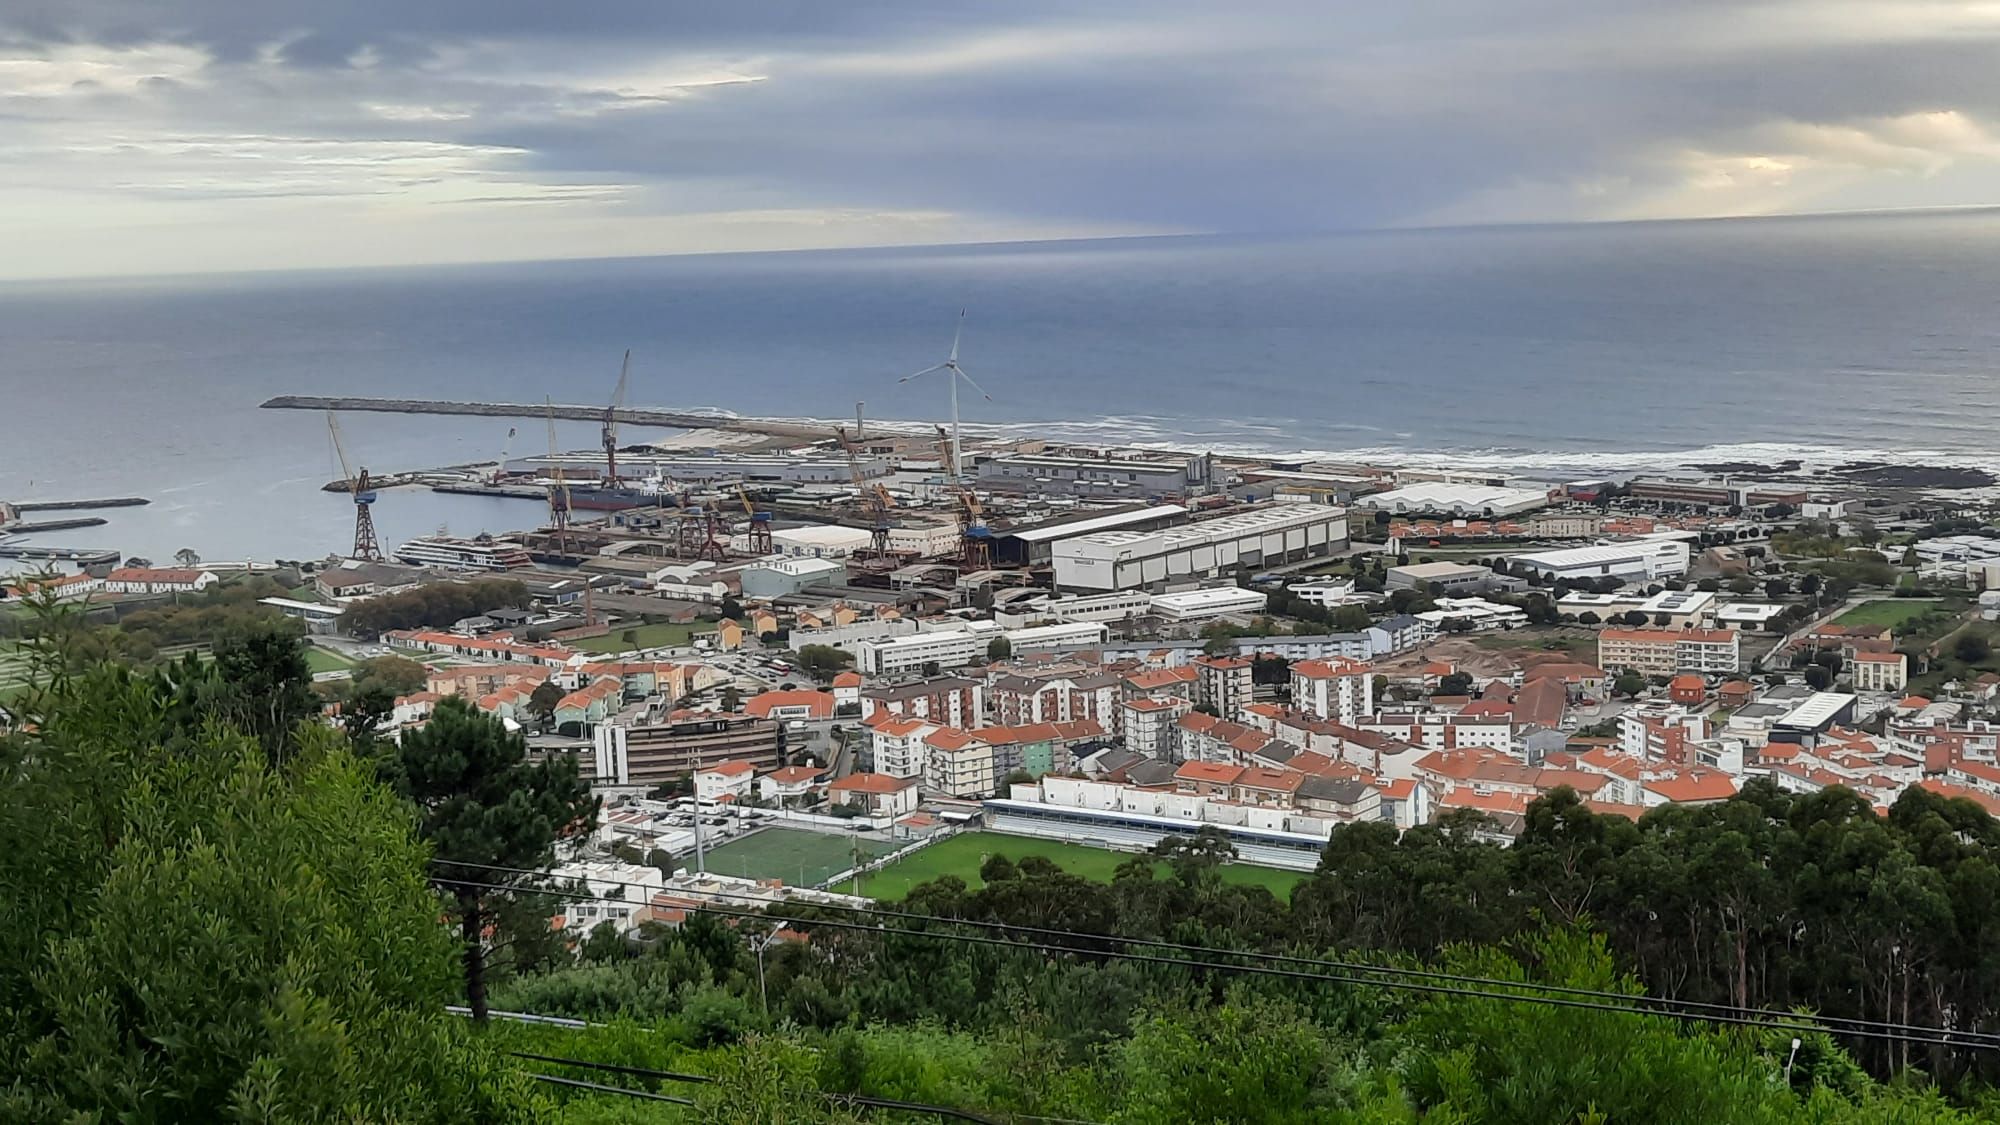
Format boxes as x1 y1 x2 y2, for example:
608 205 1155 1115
1059 504 1342 560
1360 482 1551 515
1007 504 1189 543
1150 587 1268 615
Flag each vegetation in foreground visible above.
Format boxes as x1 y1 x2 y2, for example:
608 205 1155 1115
5 596 2000 1121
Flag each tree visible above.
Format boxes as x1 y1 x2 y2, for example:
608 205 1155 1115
987 636 1013 663
720 596 744 621
1727 577 1756 595
621 628 640 650
1613 670 1646 698
528 679 564 725
349 653 429 698
1149 826 1237 883
797 644 856 681
1799 572 1823 597
1803 664 1833 689
381 696 598 1021
1956 634 1991 664
152 620 319 769
0 670 537 1121
1696 578 1720 592
1902 546 1921 569
1437 671 1474 696
1001 767 1035 789
1763 577 1791 601
721 685 743 712
1577 611 1601 625
174 546 201 567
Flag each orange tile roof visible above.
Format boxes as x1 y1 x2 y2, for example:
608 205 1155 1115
1125 666 1199 689
1849 651 1906 664
1175 761 1244 784
1643 768 1738 804
765 766 826 784
1236 767 1305 793
1293 657 1371 680
830 772 917 794
699 760 756 777
924 727 986 752
744 689 836 719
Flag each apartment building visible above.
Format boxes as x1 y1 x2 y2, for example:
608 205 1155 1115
1597 627 1740 676
1290 657 1375 725
1848 650 1909 693
860 677 984 730
991 670 1123 731
1194 654 1254 719
1122 696 1191 758
591 709 783 785
924 728 997 798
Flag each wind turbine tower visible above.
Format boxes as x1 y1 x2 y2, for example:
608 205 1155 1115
897 310 990 483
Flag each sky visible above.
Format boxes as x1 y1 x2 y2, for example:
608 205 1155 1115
6 1 2000 278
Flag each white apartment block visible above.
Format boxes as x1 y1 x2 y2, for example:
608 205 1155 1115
1290 658 1375 725
853 621 1108 675
924 729 997 798
1123 696 1191 758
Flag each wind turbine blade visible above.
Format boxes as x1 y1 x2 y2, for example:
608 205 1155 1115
948 309 964 363
897 363 947 383
952 364 994 401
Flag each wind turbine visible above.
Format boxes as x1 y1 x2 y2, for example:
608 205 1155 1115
897 310 990 483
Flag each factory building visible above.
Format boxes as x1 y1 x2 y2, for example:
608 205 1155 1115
1052 505 1348 593
992 504 1191 567
1509 535 1691 583
771 525 875 559
1357 482 1552 517
1149 587 1268 622
739 557 847 599
977 452 1216 500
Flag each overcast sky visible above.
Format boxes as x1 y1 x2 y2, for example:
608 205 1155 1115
5 1 2000 278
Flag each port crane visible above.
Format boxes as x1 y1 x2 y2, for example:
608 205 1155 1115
955 485 993 570
544 398 573 552
736 482 774 556
836 425 895 555
602 350 630 488
326 411 383 561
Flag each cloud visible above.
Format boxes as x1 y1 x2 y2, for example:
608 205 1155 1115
6 1 2000 277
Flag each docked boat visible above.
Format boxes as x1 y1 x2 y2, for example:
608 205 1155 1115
394 532 532 571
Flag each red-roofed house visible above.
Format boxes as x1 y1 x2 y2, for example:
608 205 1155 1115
695 759 758 802
745 689 837 722
1174 760 1244 797
1667 674 1707 705
103 566 218 595
759 765 827 806
1641 767 1739 807
830 772 920 818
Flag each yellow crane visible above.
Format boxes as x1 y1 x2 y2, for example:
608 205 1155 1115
325 411 382 561
736 482 773 555
836 426 894 555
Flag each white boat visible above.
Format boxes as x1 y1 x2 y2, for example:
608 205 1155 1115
394 532 531 571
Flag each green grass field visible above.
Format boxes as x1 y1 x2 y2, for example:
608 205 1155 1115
0 641 32 697
569 622 700 654
304 647 356 674
1835 600 1944 629
698 826 899 888
834 831 1309 901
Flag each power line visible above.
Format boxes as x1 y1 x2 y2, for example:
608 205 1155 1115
432 858 2000 1049
525 1072 693 1105
512 1050 1029 1123
434 875 1995 1052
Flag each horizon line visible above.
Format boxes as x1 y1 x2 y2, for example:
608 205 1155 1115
7 202 1999 288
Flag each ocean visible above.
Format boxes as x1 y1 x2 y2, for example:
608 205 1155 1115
6 208 2000 562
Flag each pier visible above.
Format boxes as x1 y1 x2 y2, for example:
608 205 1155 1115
260 395 864 443
0 544 120 565
13 497 149 512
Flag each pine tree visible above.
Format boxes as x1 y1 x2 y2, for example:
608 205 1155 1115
381 696 598 1020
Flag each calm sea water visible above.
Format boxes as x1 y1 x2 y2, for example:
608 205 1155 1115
6 209 2000 561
